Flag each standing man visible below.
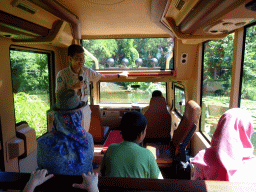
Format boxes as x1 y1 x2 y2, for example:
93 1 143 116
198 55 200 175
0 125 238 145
55 44 128 132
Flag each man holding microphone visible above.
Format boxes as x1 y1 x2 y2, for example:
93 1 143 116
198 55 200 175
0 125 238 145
55 44 128 132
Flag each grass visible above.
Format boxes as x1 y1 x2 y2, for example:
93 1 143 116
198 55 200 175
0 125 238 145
14 92 50 138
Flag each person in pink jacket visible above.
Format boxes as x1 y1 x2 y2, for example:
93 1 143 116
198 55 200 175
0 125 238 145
192 108 256 181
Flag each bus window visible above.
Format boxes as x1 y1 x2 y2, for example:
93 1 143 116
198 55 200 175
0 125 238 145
200 33 234 140
240 24 256 154
100 82 166 104
10 49 51 138
82 38 174 70
174 85 185 117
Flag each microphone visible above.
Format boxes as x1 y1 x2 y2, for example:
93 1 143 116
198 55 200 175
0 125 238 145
78 76 83 81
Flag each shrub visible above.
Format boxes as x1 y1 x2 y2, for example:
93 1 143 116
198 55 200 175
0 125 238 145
14 92 50 138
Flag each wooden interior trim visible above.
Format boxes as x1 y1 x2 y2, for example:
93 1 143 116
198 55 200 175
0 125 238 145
229 28 245 108
30 0 81 39
179 0 247 34
150 0 175 37
1 171 256 191
101 71 174 77
82 34 171 39
0 25 38 38
165 17 228 40
11 20 67 44
0 10 49 37
191 132 211 157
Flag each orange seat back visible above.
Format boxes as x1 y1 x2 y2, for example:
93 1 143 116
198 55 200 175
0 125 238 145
144 97 172 140
172 100 201 153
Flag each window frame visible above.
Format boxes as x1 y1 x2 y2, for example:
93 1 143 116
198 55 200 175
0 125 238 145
238 22 256 108
99 81 167 104
173 83 185 118
9 45 55 138
81 37 174 71
199 32 236 142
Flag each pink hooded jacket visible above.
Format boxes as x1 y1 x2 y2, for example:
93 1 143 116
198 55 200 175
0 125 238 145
192 108 256 181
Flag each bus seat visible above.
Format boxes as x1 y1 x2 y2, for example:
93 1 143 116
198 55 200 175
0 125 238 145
89 105 104 144
171 100 201 156
144 96 172 142
101 130 123 153
170 100 201 179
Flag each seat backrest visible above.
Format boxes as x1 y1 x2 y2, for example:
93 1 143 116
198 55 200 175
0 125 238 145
89 105 104 143
172 100 201 153
144 96 172 141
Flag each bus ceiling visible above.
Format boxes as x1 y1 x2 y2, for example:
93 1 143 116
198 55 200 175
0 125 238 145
0 0 256 45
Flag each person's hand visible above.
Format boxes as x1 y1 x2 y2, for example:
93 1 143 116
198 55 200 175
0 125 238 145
23 169 53 192
73 172 99 192
71 81 84 90
119 71 129 78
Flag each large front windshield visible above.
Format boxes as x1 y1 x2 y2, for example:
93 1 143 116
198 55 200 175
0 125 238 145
100 82 166 104
82 38 174 70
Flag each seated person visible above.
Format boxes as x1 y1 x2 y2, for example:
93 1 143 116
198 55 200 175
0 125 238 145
37 89 94 175
191 108 256 181
141 90 164 114
152 90 163 97
100 111 163 179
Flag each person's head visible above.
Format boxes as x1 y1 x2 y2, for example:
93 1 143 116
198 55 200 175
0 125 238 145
152 90 163 97
68 44 85 70
68 44 84 57
120 111 147 142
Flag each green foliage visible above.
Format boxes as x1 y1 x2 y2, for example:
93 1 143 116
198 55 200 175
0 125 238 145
83 39 118 68
10 50 49 94
241 25 256 100
203 33 234 82
14 92 50 138
82 38 173 92
82 38 173 69
10 50 50 138
203 33 234 97
241 85 256 100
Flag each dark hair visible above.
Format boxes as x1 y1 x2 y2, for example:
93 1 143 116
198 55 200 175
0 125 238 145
152 90 163 97
68 44 84 57
120 111 147 141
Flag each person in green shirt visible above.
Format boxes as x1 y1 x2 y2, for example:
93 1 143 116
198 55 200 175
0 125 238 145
100 111 163 179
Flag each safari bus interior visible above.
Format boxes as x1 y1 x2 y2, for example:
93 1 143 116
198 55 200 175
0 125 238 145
1 0 256 191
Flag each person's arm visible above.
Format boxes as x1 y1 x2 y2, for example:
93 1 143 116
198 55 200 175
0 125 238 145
100 71 128 81
23 169 54 192
73 172 99 192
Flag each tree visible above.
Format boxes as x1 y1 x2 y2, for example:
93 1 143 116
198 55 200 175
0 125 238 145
82 39 117 68
10 50 49 94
